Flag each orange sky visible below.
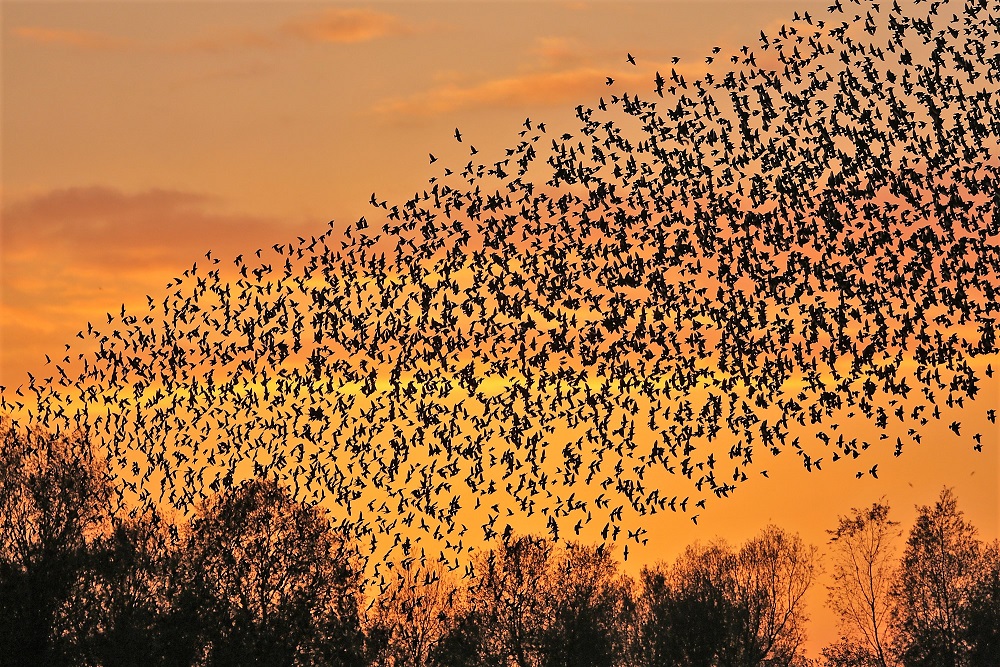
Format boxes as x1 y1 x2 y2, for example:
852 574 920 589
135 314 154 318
3 1 998 658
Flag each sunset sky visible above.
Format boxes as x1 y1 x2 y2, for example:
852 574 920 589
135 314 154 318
3 0 998 656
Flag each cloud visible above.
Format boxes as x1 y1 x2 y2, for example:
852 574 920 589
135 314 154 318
532 36 590 69
12 7 411 57
0 186 311 383
374 67 641 118
280 8 409 45
11 26 134 52
2 186 291 273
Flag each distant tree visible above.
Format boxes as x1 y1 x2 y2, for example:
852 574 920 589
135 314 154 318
891 487 981 667
964 540 1000 665
0 421 111 666
55 510 193 667
175 477 366 666
634 526 816 667
825 501 901 667
367 563 465 667
455 535 630 667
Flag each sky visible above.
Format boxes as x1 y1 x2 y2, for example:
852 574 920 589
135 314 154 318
3 0 999 657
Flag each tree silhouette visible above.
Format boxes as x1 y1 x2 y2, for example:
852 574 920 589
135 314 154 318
0 421 111 666
539 542 632 667
468 535 555 667
56 510 192 667
964 539 1000 666
634 526 816 667
174 477 366 666
891 488 981 667
635 542 746 667
825 501 901 667
367 563 465 667
452 536 631 667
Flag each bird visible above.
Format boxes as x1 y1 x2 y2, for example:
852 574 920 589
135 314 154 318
8 0 997 591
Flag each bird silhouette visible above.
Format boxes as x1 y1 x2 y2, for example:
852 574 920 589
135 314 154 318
3 0 997 586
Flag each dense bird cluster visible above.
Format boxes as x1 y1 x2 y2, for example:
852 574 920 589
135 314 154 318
3 0 998 585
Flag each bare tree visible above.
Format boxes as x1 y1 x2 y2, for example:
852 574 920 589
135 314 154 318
825 501 901 667
731 525 818 667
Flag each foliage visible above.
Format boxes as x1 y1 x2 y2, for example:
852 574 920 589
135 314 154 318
635 526 818 667
175 477 367 666
890 488 981 667
0 421 111 665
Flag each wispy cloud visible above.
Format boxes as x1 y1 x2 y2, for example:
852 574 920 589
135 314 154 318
0 186 308 381
280 8 410 45
2 186 288 272
12 7 412 56
167 29 283 55
373 67 621 118
532 36 590 69
11 26 134 52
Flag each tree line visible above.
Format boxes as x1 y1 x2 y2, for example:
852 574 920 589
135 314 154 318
0 422 996 666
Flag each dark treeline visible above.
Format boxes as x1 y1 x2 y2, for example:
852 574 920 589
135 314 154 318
1 422 997 667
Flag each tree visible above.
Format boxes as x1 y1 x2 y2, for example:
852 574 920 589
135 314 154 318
730 525 817 666
825 500 901 667
821 637 886 667
964 540 1000 665
175 476 366 666
891 487 981 667
429 604 491 667
55 510 194 667
540 541 632 667
367 563 465 667
634 526 817 667
0 421 111 666
455 535 630 667
470 535 555 667
635 541 746 667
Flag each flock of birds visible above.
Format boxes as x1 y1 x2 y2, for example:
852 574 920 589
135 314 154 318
3 0 999 588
